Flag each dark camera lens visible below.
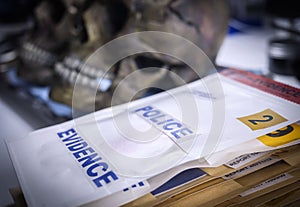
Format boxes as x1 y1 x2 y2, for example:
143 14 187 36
269 38 300 79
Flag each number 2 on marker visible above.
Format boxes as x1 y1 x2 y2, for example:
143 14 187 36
237 109 287 130
248 115 273 125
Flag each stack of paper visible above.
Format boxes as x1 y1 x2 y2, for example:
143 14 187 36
7 69 300 207
117 142 300 207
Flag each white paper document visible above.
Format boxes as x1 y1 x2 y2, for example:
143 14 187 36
7 69 300 207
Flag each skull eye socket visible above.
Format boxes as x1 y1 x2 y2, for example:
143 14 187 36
134 55 165 69
105 0 130 35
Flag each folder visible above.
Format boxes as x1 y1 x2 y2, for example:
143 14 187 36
122 144 300 207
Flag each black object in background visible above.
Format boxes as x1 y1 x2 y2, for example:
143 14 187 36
269 38 300 78
266 0 300 80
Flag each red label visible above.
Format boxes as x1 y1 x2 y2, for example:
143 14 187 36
221 68 300 105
